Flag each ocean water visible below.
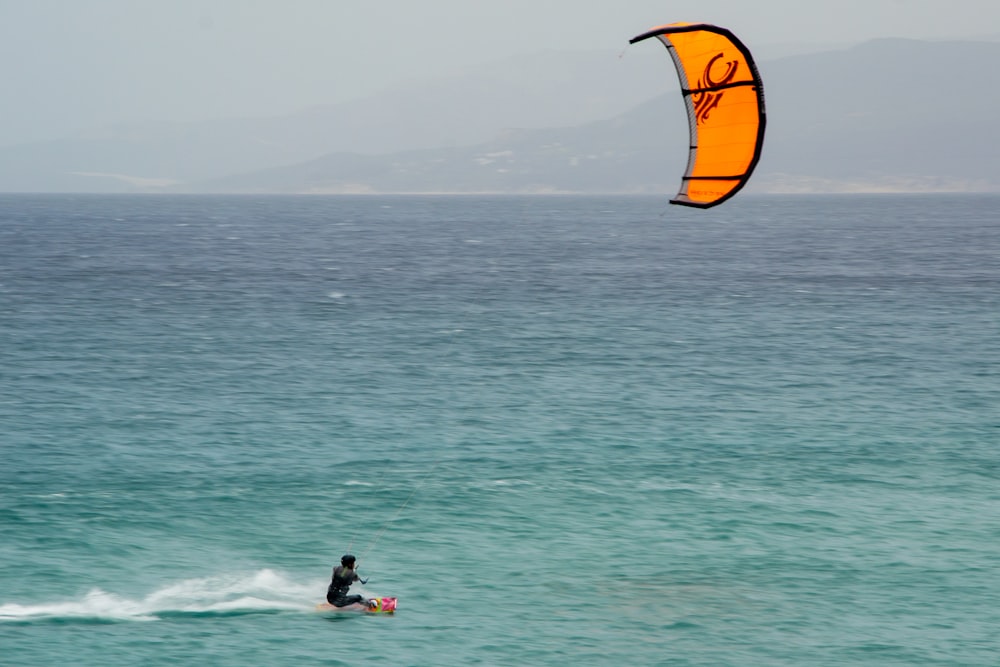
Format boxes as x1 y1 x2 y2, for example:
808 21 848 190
1 193 998 666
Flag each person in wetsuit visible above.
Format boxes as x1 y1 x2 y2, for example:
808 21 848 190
326 554 371 607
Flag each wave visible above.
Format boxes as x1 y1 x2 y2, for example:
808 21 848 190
0 569 322 623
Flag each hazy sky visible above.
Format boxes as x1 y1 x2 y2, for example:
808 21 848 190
2 0 998 146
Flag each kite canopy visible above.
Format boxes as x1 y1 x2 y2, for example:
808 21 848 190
630 23 766 208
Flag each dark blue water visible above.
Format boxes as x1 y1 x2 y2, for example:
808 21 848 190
1 194 998 666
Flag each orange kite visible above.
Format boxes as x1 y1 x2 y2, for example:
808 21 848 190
630 23 766 208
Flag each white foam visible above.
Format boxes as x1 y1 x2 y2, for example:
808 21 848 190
0 569 320 623
0 588 157 622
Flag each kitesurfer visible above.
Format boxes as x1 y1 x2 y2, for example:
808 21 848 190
326 554 374 608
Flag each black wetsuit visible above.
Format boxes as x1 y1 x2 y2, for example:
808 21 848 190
326 565 365 607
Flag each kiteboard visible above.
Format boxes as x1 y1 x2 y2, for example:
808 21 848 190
316 597 397 614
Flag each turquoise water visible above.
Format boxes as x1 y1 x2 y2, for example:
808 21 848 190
1 194 998 666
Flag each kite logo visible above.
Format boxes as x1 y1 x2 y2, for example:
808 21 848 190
693 53 739 124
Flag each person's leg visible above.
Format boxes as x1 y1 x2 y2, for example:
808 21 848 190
333 594 365 607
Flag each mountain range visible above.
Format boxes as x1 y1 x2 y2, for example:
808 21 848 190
2 38 998 194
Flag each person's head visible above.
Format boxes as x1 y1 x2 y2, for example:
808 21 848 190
341 554 357 568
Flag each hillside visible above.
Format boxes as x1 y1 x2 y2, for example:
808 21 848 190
3 39 998 194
